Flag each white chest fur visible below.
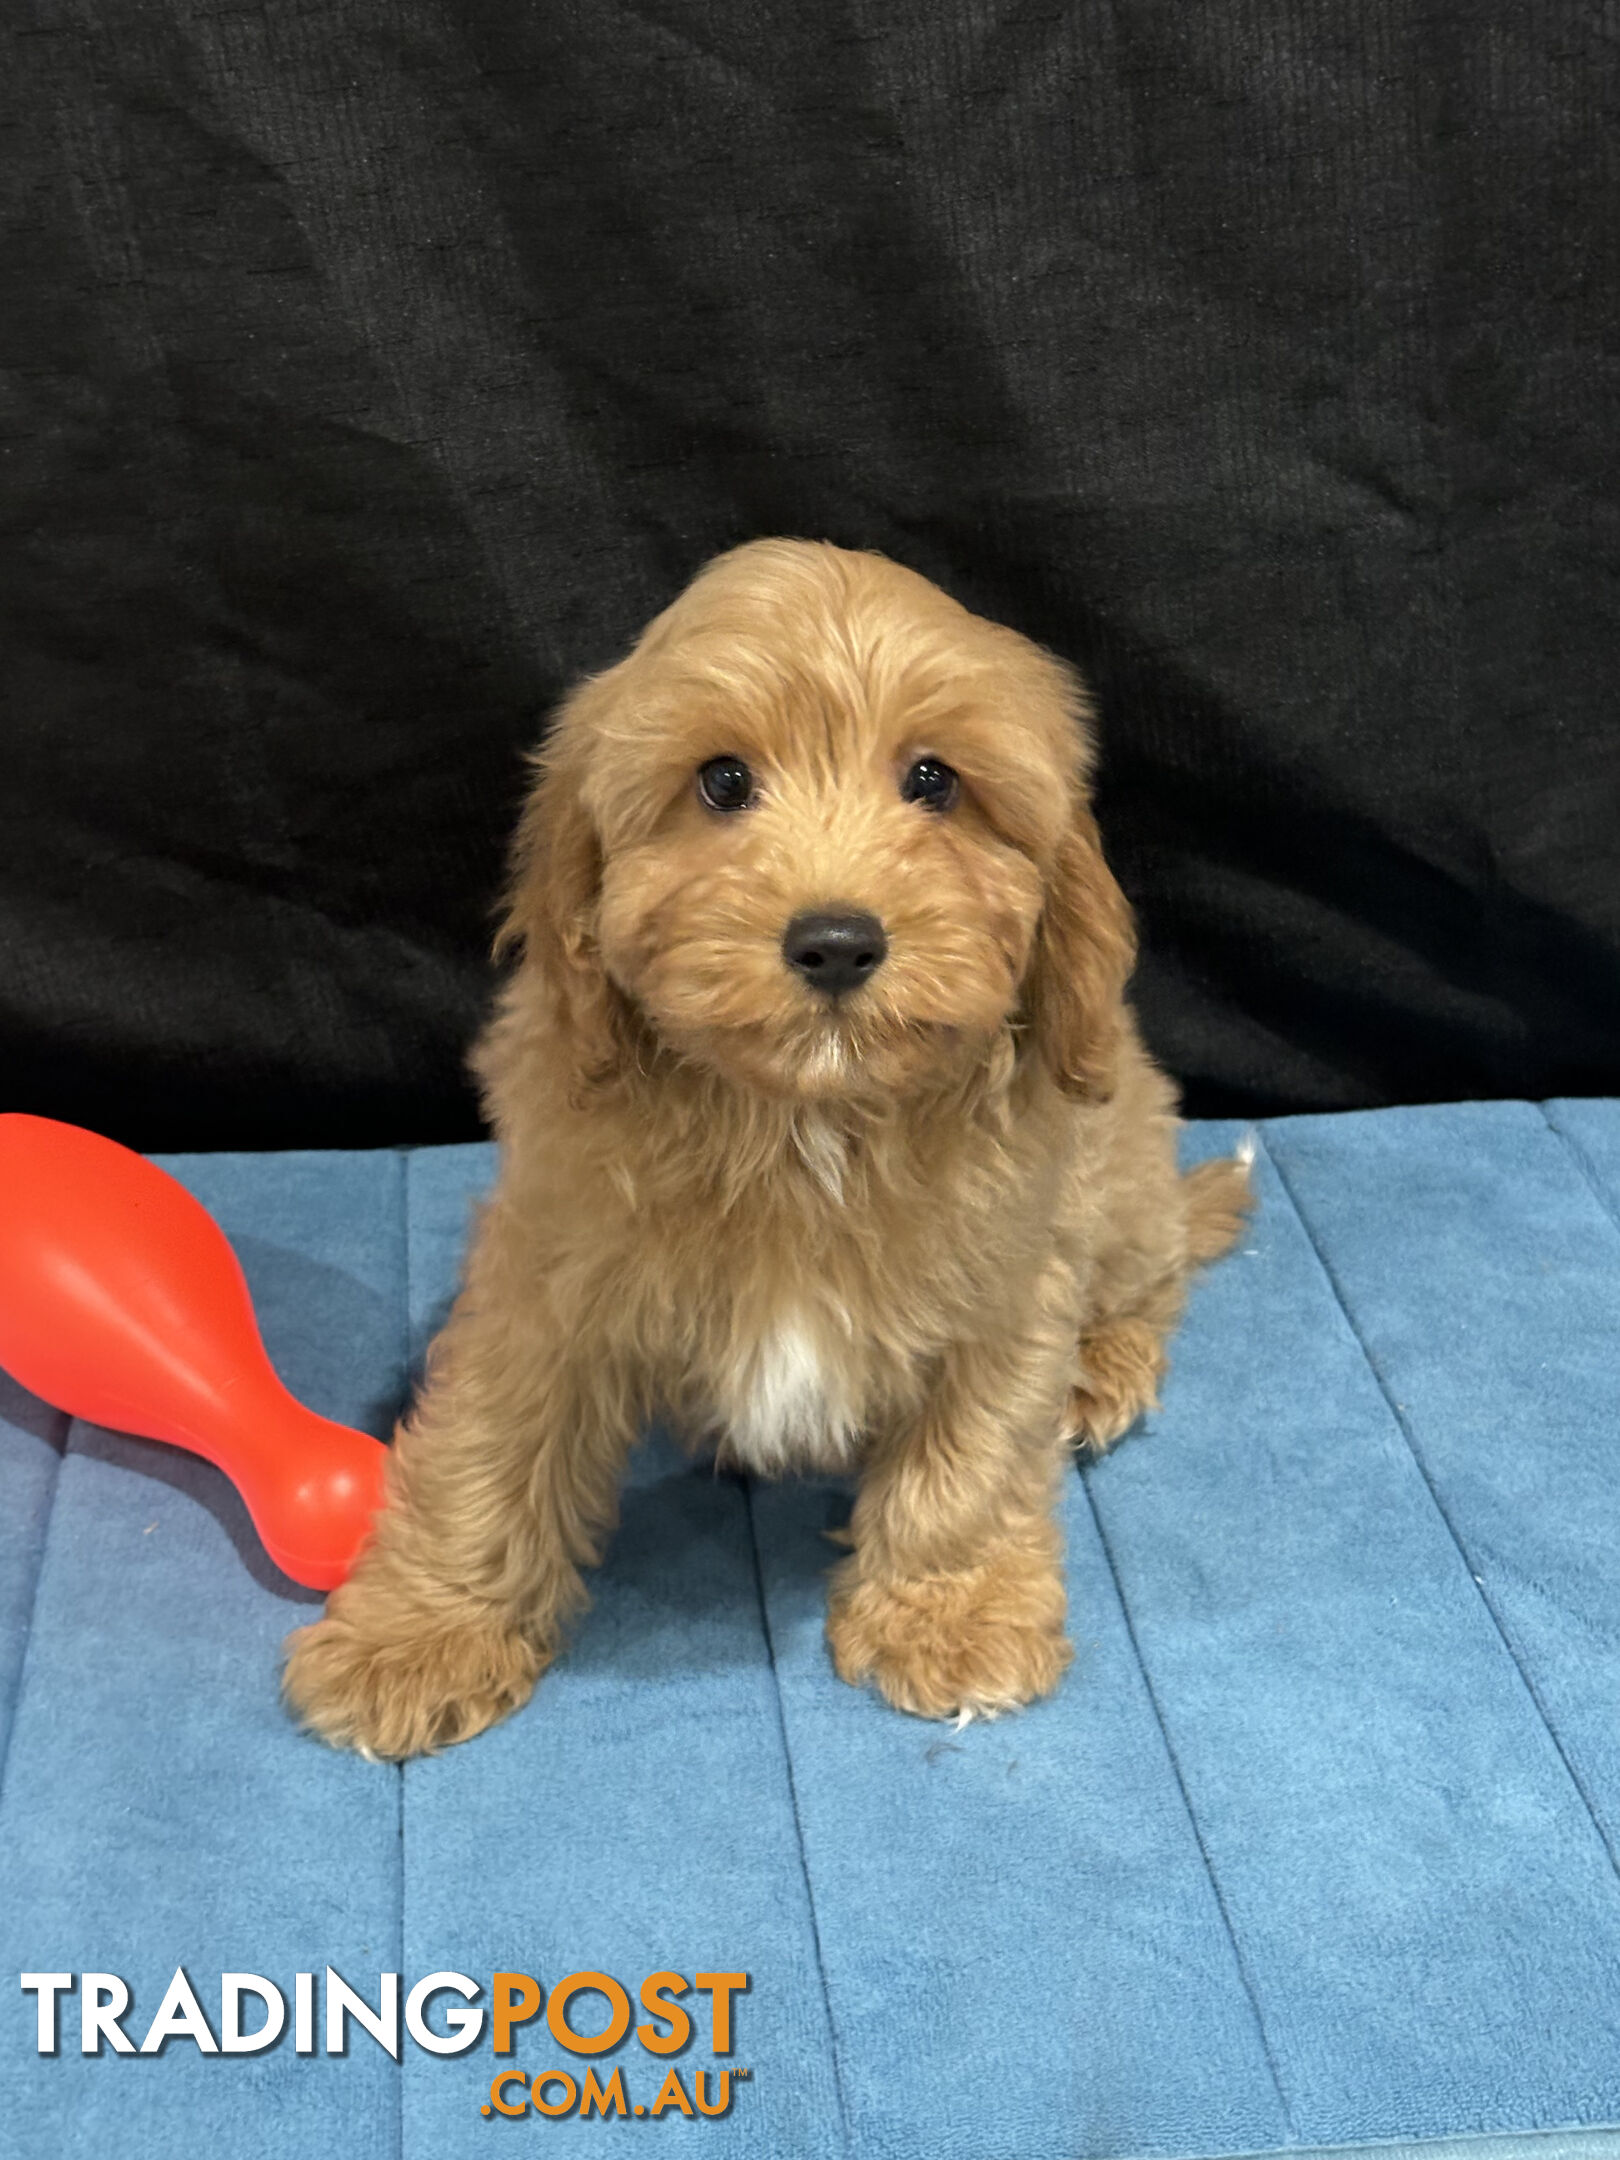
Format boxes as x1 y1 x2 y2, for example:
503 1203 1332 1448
714 1311 861 1476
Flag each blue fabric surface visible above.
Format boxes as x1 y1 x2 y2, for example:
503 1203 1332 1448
0 1154 408 2160
0 1107 1617 2159
397 1154 842 2160
0 1379 63 1778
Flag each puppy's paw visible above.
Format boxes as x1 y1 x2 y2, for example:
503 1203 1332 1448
1066 1316 1166 1453
282 1595 548 1760
826 1548 1071 1721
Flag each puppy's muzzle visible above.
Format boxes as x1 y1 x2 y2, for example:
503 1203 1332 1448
782 910 888 999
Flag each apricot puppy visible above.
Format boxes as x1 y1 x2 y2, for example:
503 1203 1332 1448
284 540 1248 1757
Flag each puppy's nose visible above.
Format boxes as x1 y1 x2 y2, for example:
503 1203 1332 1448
781 910 888 998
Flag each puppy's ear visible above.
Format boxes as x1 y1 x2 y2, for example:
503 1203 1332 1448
1023 786 1137 1105
496 677 628 1087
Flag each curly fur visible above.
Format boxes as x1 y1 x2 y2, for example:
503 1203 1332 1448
283 540 1249 1757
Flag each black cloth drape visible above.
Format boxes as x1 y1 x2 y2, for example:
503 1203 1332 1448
3 1 1617 1147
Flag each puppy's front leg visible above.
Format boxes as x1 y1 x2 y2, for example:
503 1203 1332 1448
283 1278 633 1759
828 1327 1075 1722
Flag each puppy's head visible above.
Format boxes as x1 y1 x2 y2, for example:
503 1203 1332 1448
503 541 1134 1105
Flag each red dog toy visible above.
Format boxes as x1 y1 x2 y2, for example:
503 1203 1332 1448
0 1114 388 1590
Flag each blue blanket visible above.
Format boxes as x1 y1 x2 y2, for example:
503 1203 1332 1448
2 1103 1618 2159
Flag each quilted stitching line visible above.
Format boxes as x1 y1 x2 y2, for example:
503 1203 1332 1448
740 1478 853 2160
1078 1464 1299 2144
0 1404 71 1816
1539 1103 1620 1245
1258 1128 1620 1888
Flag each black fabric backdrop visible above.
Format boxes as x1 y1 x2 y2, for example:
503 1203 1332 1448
3 0 1617 1149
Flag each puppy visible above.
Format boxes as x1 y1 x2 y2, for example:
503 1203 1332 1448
283 540 1249 1757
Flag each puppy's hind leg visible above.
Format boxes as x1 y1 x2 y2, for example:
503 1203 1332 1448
1065 1150 1253 1455
1067 1311 1173 1454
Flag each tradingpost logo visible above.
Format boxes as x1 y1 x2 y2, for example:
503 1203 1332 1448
21 1966 751 2121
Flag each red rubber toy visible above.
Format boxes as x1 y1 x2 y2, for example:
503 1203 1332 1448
0 1113 389 1590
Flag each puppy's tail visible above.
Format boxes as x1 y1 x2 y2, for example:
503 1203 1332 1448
1182 1139 1255 1267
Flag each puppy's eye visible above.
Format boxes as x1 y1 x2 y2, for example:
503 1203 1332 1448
697 756 755 812
900 757 959 813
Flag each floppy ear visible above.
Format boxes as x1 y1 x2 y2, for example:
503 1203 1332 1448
1023 789 1137 1103
495 678 629 1089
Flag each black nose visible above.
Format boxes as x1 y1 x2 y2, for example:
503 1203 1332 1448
781 910 888 998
